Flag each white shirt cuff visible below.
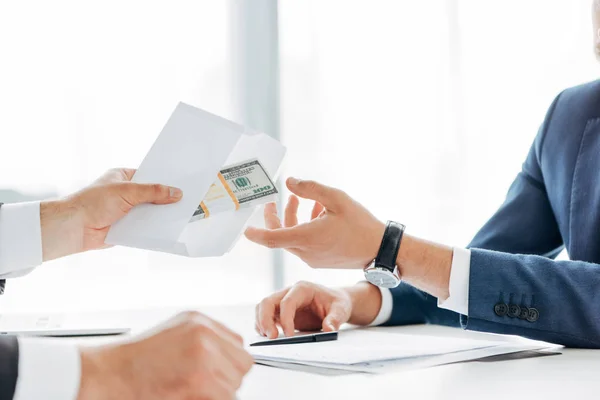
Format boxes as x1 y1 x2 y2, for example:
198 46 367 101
14 338 81 400
437 247 471 316
0 202 42 277
368 286 394 326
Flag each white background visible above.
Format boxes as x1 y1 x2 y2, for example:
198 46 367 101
0 0 597 312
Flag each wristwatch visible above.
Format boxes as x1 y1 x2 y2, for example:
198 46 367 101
363 220 404 288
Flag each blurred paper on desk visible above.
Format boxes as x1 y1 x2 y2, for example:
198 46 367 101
249 329 555 374
105 102 286 257
250 330 499 364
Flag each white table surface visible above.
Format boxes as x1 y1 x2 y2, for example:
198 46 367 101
10 304 600 400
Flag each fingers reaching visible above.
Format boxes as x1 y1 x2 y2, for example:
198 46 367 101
311 201 325 220
244 226 303 249
284 195 300 227
264 196 300 229
286 177 345 211
279 284 315 337
256 288 289 338
322 304 346 332
264 203 282 229
246 179 340 250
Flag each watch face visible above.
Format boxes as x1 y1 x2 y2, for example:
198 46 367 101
364 266 401 288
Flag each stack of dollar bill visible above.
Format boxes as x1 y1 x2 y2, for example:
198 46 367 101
189 158 278 222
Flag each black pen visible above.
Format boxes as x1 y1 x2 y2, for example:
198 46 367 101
250 331 338 347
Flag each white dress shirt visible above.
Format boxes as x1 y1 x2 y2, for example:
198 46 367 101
0 202 81 400
370 247 471 325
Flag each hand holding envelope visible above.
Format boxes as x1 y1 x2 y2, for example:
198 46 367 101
105 102 286 257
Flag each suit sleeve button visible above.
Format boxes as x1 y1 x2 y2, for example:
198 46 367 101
494 303 508 316
527 307 539 322
507 304 521 318
518 306 529 320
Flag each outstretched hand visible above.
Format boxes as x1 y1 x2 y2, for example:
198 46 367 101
245 177 385 269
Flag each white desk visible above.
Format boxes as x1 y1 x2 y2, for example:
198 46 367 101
35 304 600 400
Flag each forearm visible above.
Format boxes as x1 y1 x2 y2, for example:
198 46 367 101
78 348 108 400
345 234 454 326
345 281 382 325
0 199 84 274
396 234 452 301
78 345 132 400
40 199 82 262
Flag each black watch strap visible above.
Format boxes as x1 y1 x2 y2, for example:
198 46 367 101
374 221 405 273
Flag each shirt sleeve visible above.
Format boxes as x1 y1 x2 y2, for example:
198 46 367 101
0 202 43 278
368 285 394 326
13 338 81 400
437 247 471 316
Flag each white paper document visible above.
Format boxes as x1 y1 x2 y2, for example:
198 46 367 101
249 329 556 374
105 102 286 257
250 330 500 365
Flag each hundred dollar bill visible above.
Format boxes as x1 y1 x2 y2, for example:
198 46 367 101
190 158 278 222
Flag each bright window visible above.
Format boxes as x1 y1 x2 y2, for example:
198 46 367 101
0 0 274 312
0 0 596 312
278 0 597 286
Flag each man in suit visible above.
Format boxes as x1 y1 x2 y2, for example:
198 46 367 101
0 168 253 399
247 79 600 348
245 1 600 347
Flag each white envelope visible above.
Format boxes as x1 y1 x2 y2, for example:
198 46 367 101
105 102 286 257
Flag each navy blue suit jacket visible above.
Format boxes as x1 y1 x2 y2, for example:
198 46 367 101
386 80 600 348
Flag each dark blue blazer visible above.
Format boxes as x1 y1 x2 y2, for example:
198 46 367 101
386 80 600 348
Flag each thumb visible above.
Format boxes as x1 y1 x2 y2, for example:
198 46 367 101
286 178 345 211
119 183 183 206
322 306 347 332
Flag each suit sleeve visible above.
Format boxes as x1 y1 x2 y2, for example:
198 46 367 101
384 94 564 330
461 92 600 347
0 336 19 399
465 249 600 347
